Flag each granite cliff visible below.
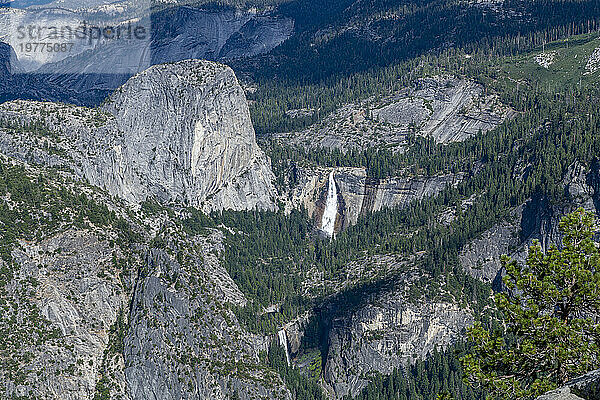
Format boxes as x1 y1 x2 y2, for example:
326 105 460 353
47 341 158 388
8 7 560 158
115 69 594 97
0 60 276 212
459 161 600 288
286 166 462 234
121 229 289 400
0 160 289 399
321 274 473 398
0 5 293 105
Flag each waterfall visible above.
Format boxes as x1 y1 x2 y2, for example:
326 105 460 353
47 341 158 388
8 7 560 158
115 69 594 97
320 170 338 237
277 329 291 366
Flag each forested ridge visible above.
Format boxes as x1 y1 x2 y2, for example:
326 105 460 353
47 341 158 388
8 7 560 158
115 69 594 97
181 28 600 399
246 10 600 135
239 0 600 83
345 343 482 400
237 0 599 89
4 1 600 398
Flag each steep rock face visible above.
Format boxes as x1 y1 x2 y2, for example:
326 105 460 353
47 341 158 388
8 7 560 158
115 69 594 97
279 312 312 357
0 42 25 101
0 161 141 400
150 7 293 63
103 60 276 211
0 42 22 78
0 60 276 212
3 230 130 400
459 161 600 285
0 157 288 400
322 275 473 399
459 216 521 285
0 43 14 98
0 4 293 105
122 231 289 400
286 166 462 232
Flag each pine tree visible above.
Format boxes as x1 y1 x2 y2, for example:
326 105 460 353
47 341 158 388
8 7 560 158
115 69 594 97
461 209 600 399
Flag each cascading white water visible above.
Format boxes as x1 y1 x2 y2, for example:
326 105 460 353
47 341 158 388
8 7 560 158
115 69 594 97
277 329 291 366
320 170 338 237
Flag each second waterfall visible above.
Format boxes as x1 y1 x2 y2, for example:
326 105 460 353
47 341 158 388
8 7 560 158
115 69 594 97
320 170 338 237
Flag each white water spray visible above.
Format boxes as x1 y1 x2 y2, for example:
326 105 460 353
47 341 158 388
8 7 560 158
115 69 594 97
277 329 291 366
320 170 338 237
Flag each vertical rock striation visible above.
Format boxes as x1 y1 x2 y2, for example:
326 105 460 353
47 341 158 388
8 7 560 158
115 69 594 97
287 166 462 231
102 60 276 211
123 232 289 400
322 273 473 399
0 60 277 212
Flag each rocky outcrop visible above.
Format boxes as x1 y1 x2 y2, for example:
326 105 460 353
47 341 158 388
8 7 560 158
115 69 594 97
0 60 276 212
2 230 130 400
322 272 473 399
374 76 513 143
0 156 288 400
535 51 558 69
286 166 462 233
536 369 600 400
102 60 276 211
0 61 283 398
275 76 513 151
123 231 289 400
459 161 600 286
459 215 521 285
585 44 600 75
